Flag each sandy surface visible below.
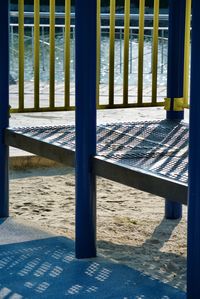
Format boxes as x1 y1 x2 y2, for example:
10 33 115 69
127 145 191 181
10 166 187 292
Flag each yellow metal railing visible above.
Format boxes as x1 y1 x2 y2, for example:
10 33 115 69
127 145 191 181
64 0 71 109
18 0 24 111
183 0 191 108
123 0 130 106
152 0 159 105
49 0 55 109
108 0 116 107
11 0 191 113
34 0 40 110
137 0 145 105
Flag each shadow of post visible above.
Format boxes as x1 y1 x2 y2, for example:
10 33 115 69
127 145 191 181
98 218 186 291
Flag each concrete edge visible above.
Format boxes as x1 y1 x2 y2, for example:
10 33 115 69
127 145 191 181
9 155 63 170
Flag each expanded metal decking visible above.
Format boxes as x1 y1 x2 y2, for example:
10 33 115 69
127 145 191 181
5 120 188 204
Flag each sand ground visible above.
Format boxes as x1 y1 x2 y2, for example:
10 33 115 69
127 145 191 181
10 166 187 292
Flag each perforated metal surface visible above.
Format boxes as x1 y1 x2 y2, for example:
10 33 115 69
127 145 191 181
11 120 188 183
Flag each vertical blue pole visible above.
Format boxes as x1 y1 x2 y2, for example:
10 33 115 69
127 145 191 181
75 0 97 258
0 1 9 218
165 0 186 219
187 0 200 297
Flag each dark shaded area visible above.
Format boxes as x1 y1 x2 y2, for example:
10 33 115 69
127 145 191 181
0 234 185 298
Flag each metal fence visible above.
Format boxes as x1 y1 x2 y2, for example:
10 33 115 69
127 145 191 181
9 0 191 113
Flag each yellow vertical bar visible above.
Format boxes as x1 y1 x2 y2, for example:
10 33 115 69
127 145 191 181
152 0 159 104
50 0 55 108
109 0 116 106
18 0 24 111
96 0 101 107
64 0 71 109
34 0 40 110
183 0 191 107
123 0 130 106
137 0 145 105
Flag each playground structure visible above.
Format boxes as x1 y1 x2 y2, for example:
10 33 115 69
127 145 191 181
9 0 190 112
1 0 200 298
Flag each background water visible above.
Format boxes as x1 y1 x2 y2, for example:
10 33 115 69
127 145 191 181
10 30 168 87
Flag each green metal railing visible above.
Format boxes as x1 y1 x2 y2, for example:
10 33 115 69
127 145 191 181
10 0 191 113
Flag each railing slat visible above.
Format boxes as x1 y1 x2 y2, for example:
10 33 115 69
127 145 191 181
109 0 116 107
11 5 176 113
152 0 159 104
64 0 71 109
123 0 130 106
137 0 145 105
183 0 191 107
50 0 55 108
34 0 40 110
96 0 101 107
18 0 24 111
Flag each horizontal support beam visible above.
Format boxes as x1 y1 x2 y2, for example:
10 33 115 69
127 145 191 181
10 101 165 114
5 129 75 167
93 156 187 205
5 128 188 205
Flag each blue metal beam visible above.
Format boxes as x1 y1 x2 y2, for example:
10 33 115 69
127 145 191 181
75 0 97 258
187 0 200 297
0 1 9 218
167 0 186 118
165 0 186 219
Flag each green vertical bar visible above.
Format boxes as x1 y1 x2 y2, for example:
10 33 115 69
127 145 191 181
109 0 115 106
34 0 40 110
50 0 55 108
18 0 24 111
123 0 130 106
64 0 71 109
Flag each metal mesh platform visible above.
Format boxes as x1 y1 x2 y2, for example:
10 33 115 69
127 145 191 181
8 120 188 184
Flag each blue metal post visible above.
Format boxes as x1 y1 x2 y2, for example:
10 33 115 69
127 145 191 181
75 0 97 258
187 0 200 297
0 1 9 218
165 0 186 219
